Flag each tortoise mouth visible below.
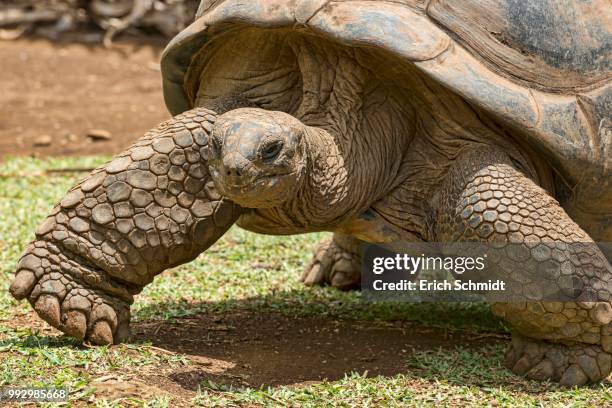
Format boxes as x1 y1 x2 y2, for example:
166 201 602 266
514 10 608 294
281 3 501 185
214 171 300 208
222 171 297 191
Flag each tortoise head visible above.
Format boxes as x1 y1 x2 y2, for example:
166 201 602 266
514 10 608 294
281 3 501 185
208 108 307 208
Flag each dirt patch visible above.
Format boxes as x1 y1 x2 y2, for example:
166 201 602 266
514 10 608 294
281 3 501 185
3 309 503 404
0 38 169 158
132 311 501 390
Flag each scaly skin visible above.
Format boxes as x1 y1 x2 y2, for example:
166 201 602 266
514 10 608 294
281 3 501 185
432 146 612 385
10 108 241 344
302 234 363 290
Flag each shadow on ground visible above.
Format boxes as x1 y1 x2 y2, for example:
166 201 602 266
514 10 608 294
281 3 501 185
129 290 508 390
5 291 612 398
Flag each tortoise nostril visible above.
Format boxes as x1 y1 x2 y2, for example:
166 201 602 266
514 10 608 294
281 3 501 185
226 168 241 178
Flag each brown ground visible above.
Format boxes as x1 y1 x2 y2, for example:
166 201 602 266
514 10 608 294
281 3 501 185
1 38 503 405
135 312 475 389
0 38 170 157
8 309 501 406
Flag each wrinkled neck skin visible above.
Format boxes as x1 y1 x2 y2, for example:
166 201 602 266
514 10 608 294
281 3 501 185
240 113 410 233
282 125 359 228
237 54 413 233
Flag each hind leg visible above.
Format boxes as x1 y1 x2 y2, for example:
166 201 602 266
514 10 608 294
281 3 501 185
302 234 363 290
433 146 612 386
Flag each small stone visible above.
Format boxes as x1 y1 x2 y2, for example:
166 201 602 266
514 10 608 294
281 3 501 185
87 129 112 141
33 135 52 147
65 133 79 143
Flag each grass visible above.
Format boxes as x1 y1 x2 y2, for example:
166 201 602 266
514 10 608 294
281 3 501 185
0 156 611 407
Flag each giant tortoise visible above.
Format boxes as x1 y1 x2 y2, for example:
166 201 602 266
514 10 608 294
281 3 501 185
9 0 611 386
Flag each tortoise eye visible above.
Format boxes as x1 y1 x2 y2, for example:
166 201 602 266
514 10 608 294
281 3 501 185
261 141 283 161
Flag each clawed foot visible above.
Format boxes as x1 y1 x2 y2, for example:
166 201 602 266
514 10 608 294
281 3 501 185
505 334 612 386
301 237 361 290
10 240 132 345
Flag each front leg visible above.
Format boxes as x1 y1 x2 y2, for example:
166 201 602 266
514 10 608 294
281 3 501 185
431 146 612 386
9 108 241 344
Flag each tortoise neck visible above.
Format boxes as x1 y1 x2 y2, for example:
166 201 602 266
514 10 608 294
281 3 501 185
277 126 382 229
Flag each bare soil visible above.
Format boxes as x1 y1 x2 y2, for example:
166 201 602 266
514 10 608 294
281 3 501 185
0 38 170 157
133 311 491 389
8 309 501 405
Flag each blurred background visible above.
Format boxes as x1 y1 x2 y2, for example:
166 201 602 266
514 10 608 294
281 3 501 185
0 0 200 158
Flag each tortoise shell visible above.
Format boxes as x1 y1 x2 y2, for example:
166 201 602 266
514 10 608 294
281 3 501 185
161 0 611 240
